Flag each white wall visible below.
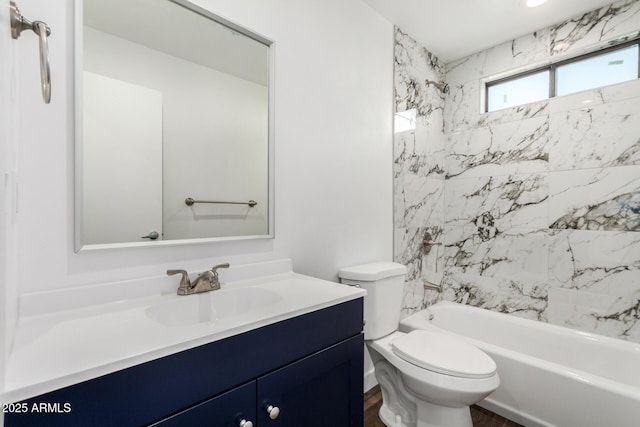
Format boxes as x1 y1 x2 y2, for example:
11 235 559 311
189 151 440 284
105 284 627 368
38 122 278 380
13 0 393 299
0 0 18 395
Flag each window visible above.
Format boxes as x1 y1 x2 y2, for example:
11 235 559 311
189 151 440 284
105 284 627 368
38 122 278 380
556 44 639 96
487 70 549 112
485 39 640 112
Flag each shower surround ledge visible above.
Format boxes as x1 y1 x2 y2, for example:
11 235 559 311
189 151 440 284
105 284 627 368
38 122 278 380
2 259 365 404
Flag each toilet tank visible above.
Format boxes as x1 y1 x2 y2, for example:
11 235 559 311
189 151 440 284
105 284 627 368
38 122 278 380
338 262 407 340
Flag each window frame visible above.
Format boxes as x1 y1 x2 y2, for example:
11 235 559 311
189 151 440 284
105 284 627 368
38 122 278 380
484 38 640 113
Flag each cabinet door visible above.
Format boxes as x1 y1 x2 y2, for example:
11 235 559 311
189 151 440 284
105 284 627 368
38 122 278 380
152 381 256 427
257 334 364 427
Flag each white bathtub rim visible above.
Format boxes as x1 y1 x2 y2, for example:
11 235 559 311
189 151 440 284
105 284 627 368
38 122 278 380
425 301 640 352
401 303 640 398
414 320 640 401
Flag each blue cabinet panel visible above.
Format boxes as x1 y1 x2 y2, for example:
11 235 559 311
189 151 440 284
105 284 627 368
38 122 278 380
257 334 364 427
152 381 256 427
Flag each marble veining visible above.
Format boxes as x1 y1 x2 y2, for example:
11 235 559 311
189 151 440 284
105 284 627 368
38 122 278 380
549 166 640 232
446 30 549 87
395 174 444 229
550 0 640 56
446 115 550 178
395 29 445 117
395 0 640 343
548 98 640 171
443 226 548 286
549 230 640 293
442 272 548 321
393 27 446 316
445 173 548 230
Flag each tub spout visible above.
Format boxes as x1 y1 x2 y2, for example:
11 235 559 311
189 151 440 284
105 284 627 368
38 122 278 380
423 281 442 293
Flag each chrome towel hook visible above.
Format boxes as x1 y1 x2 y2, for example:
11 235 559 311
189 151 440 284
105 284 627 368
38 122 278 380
10 1 51 104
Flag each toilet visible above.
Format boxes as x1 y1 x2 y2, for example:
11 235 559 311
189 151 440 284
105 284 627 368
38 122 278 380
339 262 499 427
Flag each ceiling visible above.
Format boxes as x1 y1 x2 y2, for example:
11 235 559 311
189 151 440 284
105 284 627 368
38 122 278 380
363 0 618 63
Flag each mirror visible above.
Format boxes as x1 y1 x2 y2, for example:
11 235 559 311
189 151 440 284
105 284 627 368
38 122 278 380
75 0 274 251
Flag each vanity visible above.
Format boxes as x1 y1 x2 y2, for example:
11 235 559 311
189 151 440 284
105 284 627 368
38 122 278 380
4 1 365 425
3 260 366 426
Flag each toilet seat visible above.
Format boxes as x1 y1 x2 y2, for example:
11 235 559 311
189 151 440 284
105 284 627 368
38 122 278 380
392 330 496 379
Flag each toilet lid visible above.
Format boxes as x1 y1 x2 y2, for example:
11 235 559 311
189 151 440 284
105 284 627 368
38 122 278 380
392 330 497 379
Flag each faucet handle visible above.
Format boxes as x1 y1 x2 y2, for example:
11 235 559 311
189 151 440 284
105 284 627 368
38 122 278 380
209 263 230 289
211 263 230 273
167 269 191 295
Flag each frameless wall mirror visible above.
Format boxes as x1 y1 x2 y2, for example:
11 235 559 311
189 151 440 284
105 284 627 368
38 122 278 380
75 0 274 251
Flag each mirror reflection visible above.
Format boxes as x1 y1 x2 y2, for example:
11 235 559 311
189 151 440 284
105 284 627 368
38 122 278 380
77 0 273 250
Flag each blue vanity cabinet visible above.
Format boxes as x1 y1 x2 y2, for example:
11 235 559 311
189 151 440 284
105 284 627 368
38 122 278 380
256 334 363 426
152 381 257 427
154 335 363 427
5 299 364 427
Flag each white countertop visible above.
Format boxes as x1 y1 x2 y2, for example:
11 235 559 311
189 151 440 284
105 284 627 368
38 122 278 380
3 265 365 404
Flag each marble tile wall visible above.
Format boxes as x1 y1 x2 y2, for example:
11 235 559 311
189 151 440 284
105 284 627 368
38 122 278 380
393 28 446 314
394 0 640 342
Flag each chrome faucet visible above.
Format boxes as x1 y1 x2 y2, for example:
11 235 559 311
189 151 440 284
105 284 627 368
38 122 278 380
167 263 230 295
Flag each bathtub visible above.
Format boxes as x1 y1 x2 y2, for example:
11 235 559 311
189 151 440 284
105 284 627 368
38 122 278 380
399 301 640 427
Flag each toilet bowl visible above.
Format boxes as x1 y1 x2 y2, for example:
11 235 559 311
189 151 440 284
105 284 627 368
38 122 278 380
339 262 499 427
368 330 499 427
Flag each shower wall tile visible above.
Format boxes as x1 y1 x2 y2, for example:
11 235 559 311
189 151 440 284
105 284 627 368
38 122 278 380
547 229 640 339
395 174 444 229
546 79 640 115
394 227 422 282
548 287 640 342
548 98 640 171
394 28 446 312
443 226 548 287
395 226 443 277
548 230 640 296
445 173 548 230
395 28 445 116
601 78 640 103
442 271 548 321
401 279 427 315
549 0 640 56
397 0 640 342
445 87 552 134
546 87 605 115
549 230 640 342
396 224 444 315
394 130 420 177
446 30 550 87
444 79 481 134
446 115 550 178
549 166 640 231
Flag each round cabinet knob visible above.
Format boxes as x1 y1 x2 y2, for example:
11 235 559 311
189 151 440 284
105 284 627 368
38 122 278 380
266 404 280 420
238 419 253 427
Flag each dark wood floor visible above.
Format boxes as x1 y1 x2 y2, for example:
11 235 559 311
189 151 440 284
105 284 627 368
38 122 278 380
364 386 522 427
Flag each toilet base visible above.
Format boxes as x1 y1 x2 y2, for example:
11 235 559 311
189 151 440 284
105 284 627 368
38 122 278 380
415 400 472 427
369 346 481 427
377 395 473 427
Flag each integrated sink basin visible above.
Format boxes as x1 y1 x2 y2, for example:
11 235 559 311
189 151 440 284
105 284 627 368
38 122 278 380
6 259 366 403
145 287 282 327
